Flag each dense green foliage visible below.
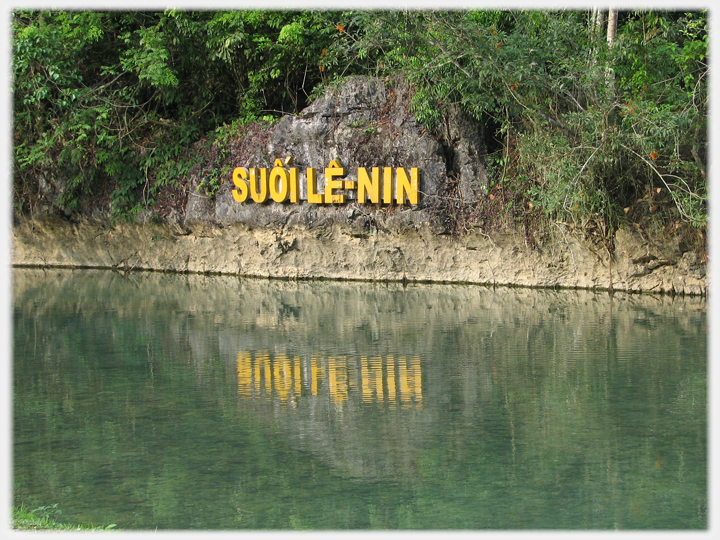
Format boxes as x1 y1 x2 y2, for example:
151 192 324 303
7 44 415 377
338 10 708 231
12 10 343 217
12 9 707 234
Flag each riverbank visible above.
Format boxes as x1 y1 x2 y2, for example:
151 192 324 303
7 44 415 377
11 505 118 531
11 213 707 296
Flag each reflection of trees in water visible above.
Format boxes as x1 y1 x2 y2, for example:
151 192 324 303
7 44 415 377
12 269 708 528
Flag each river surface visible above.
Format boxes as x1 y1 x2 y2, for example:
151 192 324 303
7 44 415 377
12 268 707 530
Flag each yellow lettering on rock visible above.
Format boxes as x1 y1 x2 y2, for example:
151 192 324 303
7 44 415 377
269 161 289 203
358 167 380 203
231 158 420 205
324 160 346 204
383 167 394 204
250 168 268 203
289 168 300 203
396 167 419 205
232 167 249 203
306 168 323 204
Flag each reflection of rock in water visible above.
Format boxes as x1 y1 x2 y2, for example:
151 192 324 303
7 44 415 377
235 351 431 481
13 268 707 484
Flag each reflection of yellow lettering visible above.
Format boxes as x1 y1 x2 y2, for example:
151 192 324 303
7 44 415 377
328 356 348 406
371 356 384 404
311 356 322 395
260 352 272 396
324 160 346 204
293 357 302 396
237 351 253 396
250 168 268 203
411 356 422 408
306 168 323 204
361 356 371 403
348 358 359 394
387 355 396 408
232 167 249 203
328 358 337 401
254 358 261 396
396 167 419 205
275 354 292 405
399 358 411 408
235 352 423 409
398 356 423 409
358 167 381 204
337 358 348 405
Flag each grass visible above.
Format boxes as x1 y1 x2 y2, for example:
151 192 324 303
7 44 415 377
11 504 119 531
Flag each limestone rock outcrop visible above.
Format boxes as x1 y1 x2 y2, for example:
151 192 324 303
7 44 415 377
185 76 487 233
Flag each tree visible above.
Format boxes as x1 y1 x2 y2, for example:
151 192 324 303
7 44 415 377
12 9 345 217
343 9 707 231
12 9 707 234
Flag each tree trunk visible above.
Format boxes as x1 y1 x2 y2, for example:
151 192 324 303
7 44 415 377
606 8 618 48
589 7 605 67
591 7 604 39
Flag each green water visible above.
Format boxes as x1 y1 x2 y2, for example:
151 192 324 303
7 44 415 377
12 268 707 530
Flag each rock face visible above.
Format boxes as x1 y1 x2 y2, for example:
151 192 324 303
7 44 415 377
11 215 707 296
185 76 486 232
11 76 707 295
